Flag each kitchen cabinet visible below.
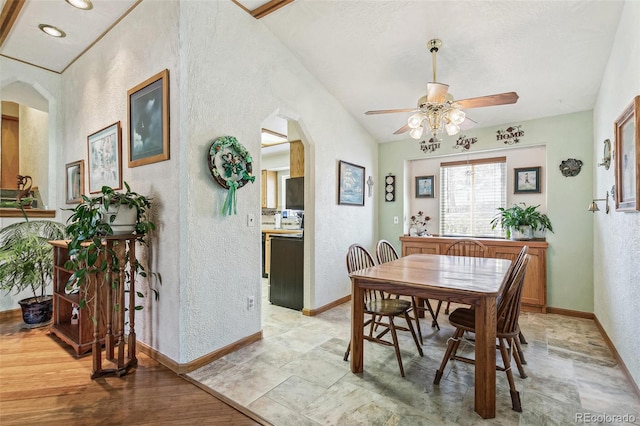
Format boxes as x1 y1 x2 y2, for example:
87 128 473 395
400 236 548 313
289 140 304 178
269 235 303 310
261 169 278 209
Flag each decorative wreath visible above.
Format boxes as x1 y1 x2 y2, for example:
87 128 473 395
208 136 255 215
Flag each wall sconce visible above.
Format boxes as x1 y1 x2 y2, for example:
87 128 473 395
587 191 610 214
367 176 374 197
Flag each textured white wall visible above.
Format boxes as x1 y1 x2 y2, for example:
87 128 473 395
180 1 377 362
19 105 49 207
0 57 62 312
380 111 594 311
592 0 640 388
57 1 182 361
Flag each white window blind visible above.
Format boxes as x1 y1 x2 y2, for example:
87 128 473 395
439 157 506 237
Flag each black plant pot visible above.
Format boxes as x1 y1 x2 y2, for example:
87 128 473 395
18 296 53 326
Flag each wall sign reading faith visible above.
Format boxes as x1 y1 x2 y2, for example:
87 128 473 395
419 137 441 153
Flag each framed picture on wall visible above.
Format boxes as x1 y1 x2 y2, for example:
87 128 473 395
65 160 84 204
128 69 170 168
87 122 122 193
415 175 435 198
614 95 640 211
514 166 541 193
338 160 365 206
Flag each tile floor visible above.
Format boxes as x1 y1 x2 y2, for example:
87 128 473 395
188 281 640 425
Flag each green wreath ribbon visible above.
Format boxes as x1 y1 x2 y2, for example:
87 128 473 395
208 136 255 216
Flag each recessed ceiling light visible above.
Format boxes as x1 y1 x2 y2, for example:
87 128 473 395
38 24 66 38
65 0 93 10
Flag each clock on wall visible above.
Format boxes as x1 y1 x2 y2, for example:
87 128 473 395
385 174 395 202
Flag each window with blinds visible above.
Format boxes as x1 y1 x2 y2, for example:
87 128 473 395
439 157 506 237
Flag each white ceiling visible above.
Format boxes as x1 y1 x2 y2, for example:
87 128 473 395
0 0 625 143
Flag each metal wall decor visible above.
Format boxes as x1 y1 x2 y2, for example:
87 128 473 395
496 125 524 145
598 139 612 169
384 174 396 202
559 158 583 177
419 137 441 153
453 134 478 151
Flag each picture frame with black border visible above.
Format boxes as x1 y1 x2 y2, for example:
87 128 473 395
514 166 541 193
415 175 435 198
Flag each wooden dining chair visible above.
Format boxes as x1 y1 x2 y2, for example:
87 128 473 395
344 244 423 377
435 239 488 318
376 239 439 343
503 245 530 369
434 255 531 412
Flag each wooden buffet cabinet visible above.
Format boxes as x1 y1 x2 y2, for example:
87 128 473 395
400 236 548 313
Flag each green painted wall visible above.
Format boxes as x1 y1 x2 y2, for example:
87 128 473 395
378 110 594 312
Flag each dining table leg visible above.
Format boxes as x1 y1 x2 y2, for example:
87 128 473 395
474 295 497 419
350 277 364 374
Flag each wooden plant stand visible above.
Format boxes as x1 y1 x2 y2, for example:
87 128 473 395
91 235 138 379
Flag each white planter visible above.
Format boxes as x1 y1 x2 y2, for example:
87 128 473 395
533 227 547 239
509 226 532 240
102 205 137 235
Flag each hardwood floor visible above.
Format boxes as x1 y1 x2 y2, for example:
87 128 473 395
0 316 263 425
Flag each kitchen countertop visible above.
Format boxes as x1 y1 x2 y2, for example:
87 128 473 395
261 229 303 234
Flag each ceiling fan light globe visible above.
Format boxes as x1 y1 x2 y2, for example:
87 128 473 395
448 109 466 125
409 127 424 140
445 122 460 136
407 112 423 129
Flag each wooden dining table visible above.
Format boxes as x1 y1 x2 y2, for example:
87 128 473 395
349 253 513 419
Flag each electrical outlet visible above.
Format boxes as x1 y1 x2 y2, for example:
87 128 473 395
247 296 255 310
393 216 399 224
247 214 255 227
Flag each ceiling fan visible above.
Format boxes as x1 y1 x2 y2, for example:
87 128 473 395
365 39 519 140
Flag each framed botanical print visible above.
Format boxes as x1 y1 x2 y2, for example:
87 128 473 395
87 122 122 193
614 96 640 211
338 160 365 206
415 175 435 198
128 69 170 167
514 166 541 193
65 160 84 204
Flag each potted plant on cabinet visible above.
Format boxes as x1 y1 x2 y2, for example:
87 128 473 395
0 203 66 326
64 182 158 308
490 203 553 240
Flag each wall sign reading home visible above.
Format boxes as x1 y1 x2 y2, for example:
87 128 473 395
496 125 524 145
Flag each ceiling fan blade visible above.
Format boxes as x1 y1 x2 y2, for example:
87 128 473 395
455 92 519 109
365 108 416 115
460 116 476 130
393 123 410 135
426 82 449 103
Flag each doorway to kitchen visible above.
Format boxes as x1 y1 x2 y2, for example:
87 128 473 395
259 114 309 322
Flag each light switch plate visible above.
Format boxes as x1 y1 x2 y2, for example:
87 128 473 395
247 214 255 227
393 216 399 224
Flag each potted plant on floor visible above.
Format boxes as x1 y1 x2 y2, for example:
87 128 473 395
65 182 158 308
0 203 66 326
490 203 552 240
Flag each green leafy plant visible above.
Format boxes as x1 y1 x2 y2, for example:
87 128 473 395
0 210 66 302
490 203 553 239
65 182 159 310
